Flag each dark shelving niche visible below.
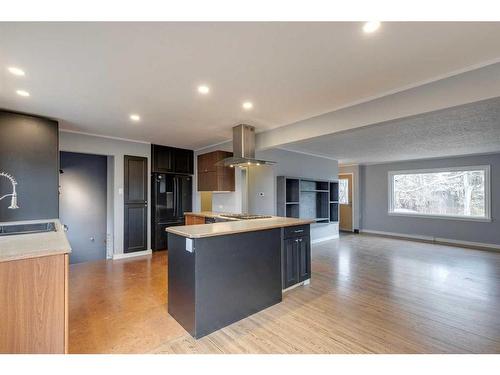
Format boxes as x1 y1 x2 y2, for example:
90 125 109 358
277 176 339 224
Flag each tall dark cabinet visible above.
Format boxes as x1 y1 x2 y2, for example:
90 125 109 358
0 111 59 222
124 155 148 253
151 144 194 250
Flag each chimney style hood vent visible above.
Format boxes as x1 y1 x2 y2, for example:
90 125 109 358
216 124 276 167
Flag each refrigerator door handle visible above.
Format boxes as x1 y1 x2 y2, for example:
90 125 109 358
173 177 177 218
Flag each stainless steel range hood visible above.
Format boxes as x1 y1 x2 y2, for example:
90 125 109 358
216 124 276 167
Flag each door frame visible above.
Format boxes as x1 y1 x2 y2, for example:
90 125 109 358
338 172 354 232
59 151 114 260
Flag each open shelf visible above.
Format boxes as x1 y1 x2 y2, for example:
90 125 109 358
286 204 300 218
329 202 339 222
278 176 339 225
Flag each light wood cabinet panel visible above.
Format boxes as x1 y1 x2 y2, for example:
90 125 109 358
185 215 205 225
0 254 68 354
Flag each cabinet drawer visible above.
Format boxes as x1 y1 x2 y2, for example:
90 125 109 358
283 225 309 239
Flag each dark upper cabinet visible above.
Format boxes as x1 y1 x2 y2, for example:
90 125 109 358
174 148 194 175
152 144 193 175
197 150 235 192
282 225 311 289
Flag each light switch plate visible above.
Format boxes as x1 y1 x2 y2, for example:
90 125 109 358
185 238 193 253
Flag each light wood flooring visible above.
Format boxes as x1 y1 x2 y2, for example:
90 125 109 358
69 233 500 354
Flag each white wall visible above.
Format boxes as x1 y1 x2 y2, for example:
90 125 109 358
59 131 151 255
339 164 360 230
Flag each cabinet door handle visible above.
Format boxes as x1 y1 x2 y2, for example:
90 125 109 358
294 229 304 233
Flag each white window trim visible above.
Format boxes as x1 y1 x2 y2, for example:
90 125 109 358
387 165 491 222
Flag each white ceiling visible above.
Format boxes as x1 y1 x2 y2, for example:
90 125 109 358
281 97 500 165
1 22 500 149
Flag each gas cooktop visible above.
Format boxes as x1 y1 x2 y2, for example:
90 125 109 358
219 214 272 220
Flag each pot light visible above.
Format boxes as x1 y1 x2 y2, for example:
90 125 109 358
16 90 30 97
8 66 25 76
129 114 141 122
363 21 381 33
197 85 210 95
242 101 253 110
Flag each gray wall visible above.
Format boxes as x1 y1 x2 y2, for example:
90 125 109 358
59 131 151 255
360 153 500 246
0 111 59 222
194 145 339 241
60 151 107 264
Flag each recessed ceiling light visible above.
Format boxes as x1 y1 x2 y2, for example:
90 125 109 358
8 66 25 76
363 21 381 34
197 85 210 95
242 101 253 110
16 90 30 97
129 114 141 122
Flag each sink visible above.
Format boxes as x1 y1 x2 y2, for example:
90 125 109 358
0 222 56 236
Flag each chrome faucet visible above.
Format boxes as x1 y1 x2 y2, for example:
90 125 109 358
0 172 19 209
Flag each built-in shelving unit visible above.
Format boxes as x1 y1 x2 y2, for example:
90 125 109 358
277 176 339 224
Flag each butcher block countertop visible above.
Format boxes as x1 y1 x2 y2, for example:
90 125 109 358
167 216 313 239
0 219 71 263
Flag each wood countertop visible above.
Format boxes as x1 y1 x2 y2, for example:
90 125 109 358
0 219 71 263
167 216 313 238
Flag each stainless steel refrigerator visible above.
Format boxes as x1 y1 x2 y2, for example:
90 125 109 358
151 173 192 250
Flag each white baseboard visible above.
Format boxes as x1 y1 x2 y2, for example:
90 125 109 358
312 234 339 244
112 249 152 260
360 229 500 251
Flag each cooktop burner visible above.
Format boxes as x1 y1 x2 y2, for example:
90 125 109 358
219 214 273 220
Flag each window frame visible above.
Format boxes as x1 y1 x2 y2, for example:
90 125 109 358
387 165 491 222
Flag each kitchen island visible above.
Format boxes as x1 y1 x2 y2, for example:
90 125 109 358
166 216 312 339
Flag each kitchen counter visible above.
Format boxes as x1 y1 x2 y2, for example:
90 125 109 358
167 216 313 238
0 219 71 263
167 215 312 338
184 211 239 220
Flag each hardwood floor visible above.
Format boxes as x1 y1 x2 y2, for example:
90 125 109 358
69 234 500 354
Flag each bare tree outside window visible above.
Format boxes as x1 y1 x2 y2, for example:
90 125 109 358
389 166 489 219
339 179 349 205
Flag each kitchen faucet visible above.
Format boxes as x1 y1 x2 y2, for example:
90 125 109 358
0 171 19 209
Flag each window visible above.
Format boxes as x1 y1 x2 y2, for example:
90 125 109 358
339 178 349 204
388 165 490 221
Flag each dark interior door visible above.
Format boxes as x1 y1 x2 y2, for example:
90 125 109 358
124 155 148 253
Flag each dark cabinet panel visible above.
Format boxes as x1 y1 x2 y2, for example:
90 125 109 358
298 236 311 281
282 225 311 289
124 155 148 253
153 145 173 173
152 144 193 175
174 149 194 175
197 151 235 192
124 204 147 253
283 238 299 288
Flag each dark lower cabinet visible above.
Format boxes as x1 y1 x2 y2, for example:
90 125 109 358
283 238 299 287
282 225 311 289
